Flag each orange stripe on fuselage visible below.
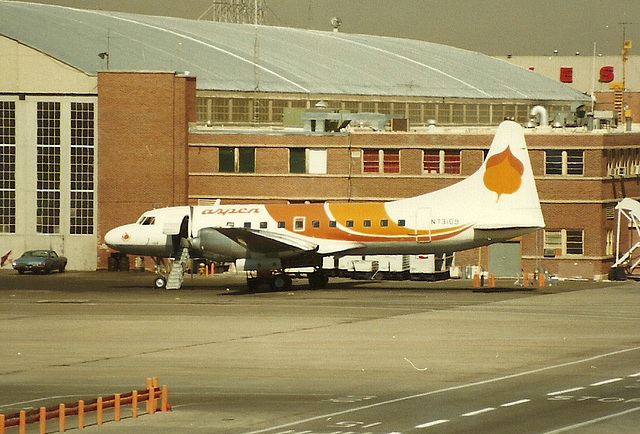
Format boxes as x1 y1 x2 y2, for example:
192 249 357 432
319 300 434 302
264 202 471 242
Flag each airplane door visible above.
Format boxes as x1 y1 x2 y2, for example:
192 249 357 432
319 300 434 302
415 208 431 243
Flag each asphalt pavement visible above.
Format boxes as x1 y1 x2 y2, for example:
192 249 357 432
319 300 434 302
0 270 638 433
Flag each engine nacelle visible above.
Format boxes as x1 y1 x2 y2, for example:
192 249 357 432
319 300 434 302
190 228 247 261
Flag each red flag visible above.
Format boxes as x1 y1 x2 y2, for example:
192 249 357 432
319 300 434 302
1 250 10 267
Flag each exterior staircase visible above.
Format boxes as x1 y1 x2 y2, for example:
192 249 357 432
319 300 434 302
166 248 190 290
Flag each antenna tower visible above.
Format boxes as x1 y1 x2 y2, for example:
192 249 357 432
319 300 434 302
200 1 266 25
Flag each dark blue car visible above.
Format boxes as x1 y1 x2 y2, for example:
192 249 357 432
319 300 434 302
13 250 67 274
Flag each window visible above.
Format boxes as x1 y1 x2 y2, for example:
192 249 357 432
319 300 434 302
238 148 255 173
544 230 562 251
0 101 15 233
606 229 614 256
37 102 61 234
566 230 584 255
312 220 320 228
219 147 255 173
70 102 95 235
380 219 389 227
243 222 251 228
443 151 461 174
277 221 285 229
346 220 354 227
290 148 305 173
398 219 406 227
329 220 337 228
566 150 584 175
363 149 400 174
363 149 379 173
545 150 583 176
545 150 563 175
219 148 235 172
363 219 371 227
140 216 155 225
544 229 584 255
260 221 268 229
423 150 461 174
308 149 327 174
290 148 327 174
423 150 440 173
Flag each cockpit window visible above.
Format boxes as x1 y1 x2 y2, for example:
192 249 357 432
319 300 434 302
140 216 156 225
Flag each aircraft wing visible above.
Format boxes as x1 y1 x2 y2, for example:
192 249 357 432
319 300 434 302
214 227 320 257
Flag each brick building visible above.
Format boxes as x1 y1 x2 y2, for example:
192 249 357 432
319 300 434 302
96 71 640 280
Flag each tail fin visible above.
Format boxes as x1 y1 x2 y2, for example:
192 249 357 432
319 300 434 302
473 120 544 229
396 120 544 230
460 121 544 229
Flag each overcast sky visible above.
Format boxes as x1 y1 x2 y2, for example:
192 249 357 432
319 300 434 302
11 0 640 56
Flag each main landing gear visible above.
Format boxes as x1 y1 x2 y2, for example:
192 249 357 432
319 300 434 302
247 271 293 292
245 269 329 292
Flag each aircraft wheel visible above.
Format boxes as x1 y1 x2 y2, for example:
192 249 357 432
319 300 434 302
270 274 292 291
154 276 167 289
309 272 328 289
246 277 261 292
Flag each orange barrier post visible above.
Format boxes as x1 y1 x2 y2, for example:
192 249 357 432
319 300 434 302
97 397 103 425
132 390 138 418
489 274 495 287
115 393 121 422
78 400 84 429
0 414 5 434
39 407 46 434
539 273 545 287
145 379 152 413
523 272 529 287
161 385 168 411
58 403 65 433
472 274 480 287
210 263 215 275
19 410 25 434
149 386 156 415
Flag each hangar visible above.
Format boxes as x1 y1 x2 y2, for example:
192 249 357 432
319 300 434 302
1 1 638 279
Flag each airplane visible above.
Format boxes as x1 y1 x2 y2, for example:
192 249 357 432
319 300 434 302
104 120 545 290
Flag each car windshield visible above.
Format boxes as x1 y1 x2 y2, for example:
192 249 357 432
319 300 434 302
25 250 49 258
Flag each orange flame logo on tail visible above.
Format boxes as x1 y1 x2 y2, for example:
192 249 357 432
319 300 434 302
483 146 524 200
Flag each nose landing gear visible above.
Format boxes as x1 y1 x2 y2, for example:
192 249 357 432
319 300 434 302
152 256 169 289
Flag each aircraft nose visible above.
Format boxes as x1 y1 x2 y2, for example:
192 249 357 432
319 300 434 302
104 226 128 250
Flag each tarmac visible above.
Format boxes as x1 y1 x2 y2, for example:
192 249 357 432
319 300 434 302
1 270 638 433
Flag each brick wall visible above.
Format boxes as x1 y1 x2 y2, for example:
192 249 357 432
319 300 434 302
97 75 640 278
97 71 194 268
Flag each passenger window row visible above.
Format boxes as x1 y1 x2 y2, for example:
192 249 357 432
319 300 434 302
238 219 407 230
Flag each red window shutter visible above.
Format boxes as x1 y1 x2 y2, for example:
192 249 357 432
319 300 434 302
443 151 461 174
363 149 379 173
423 150 440 173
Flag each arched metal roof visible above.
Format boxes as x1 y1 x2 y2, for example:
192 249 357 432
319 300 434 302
0 1 588 102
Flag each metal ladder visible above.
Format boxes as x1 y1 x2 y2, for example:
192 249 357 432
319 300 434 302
166 248 190 290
